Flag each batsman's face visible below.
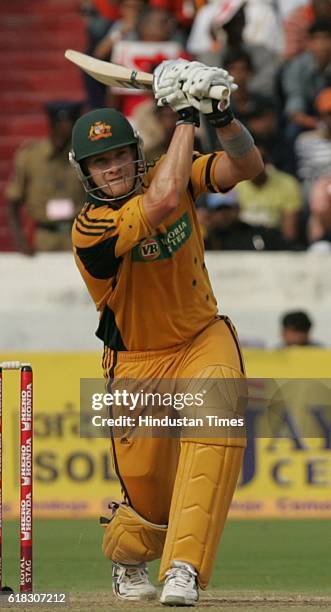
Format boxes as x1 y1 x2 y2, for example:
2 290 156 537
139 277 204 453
86 146 136 197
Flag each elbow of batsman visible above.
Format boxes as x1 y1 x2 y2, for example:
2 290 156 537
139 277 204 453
144 188 179 226
158 188 180 214
240 150 264 181
250 149 264 178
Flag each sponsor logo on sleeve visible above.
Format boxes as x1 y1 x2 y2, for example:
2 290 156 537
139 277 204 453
132 212 192 262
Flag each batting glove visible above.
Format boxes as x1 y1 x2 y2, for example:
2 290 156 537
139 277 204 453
155 88 200 126
153 59 191 96
181 65 238 100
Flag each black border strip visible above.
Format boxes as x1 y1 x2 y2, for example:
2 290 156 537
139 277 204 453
205 153 217 193
108 351 132 506
220 315 245 375
76 216 115 232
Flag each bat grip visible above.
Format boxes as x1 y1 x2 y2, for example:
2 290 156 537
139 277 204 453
208 85 230 101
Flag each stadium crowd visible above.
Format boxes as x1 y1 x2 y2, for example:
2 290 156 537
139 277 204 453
7 0 331 252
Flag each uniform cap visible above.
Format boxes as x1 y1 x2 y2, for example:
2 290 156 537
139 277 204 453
72 108 138 162
45 100 83 123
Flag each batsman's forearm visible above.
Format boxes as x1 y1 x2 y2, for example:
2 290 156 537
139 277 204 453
216 120 264 180
143 123 195 227
150 124 195 201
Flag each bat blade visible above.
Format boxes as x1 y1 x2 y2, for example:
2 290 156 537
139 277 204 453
65 49 230 101
65 49 153 91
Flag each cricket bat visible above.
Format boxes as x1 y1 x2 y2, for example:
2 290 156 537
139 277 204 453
65 49 230 101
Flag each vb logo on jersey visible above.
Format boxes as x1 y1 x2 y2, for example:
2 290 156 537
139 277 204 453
139 238 161 260
88 121 112 141
132 212 192 262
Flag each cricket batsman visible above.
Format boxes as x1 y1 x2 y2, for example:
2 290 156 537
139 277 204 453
70 59 263 606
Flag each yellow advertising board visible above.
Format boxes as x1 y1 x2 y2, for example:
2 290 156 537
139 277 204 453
1 350 330 519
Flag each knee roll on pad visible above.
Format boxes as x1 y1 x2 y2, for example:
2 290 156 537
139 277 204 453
159 442 244 589
184 365 247 448
102 503 167 564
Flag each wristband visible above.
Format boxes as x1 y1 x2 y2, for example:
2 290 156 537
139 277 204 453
218 122 255 158
176 107 200 127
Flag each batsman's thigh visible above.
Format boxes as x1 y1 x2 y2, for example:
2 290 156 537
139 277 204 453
179 317 247 447
180 316 245 378
112 436 180 524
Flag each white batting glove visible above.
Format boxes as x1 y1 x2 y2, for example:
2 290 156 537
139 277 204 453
153 59 190 97
155 87 191 111
182 65 238 100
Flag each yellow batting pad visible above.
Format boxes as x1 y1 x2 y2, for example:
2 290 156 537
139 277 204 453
102 503 167 564
159 442 244 588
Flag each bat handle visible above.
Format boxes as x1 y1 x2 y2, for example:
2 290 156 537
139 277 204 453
208 85 230 101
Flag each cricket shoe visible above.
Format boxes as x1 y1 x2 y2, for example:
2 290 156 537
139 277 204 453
112 561 157 601
160 561 199 606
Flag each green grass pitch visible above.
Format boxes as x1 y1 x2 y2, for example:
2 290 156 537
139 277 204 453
2 519 330 610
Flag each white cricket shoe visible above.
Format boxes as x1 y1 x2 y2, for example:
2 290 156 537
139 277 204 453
112 561 157 601
160 561 199 606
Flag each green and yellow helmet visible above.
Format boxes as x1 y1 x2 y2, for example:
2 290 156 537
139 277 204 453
69 108 146 203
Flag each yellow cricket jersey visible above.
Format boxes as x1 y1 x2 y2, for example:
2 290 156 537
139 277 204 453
72 152 223 351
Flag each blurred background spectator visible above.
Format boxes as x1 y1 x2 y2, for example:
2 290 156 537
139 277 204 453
295 87 331 201
283 0 331 59
80 0 121 107
107 6 185 117
2 0 331 256
281 18 331 131
133 98 182 160
197 190 287 251
234 144 303 245
187 0 280 97
6 102 84 255
280 310 322 346
308 173 331 245
94 0 144 61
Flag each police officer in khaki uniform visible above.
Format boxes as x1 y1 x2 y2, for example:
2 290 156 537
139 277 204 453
7 101 85 254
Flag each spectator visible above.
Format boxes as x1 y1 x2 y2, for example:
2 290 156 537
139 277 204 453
198 191 287 251
295 87 331 199
308 173 331 243
187 0 281 96
281 18 331 131
94 0 144 60
283 0 331 59
6 101 84 255
244 98 295 175
132 99 182 161
80 1 120 108
149 0 197 36
234 144 303 244
110 7 185 117
244 0 284 54
280 310 322 346
222 49 273 124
